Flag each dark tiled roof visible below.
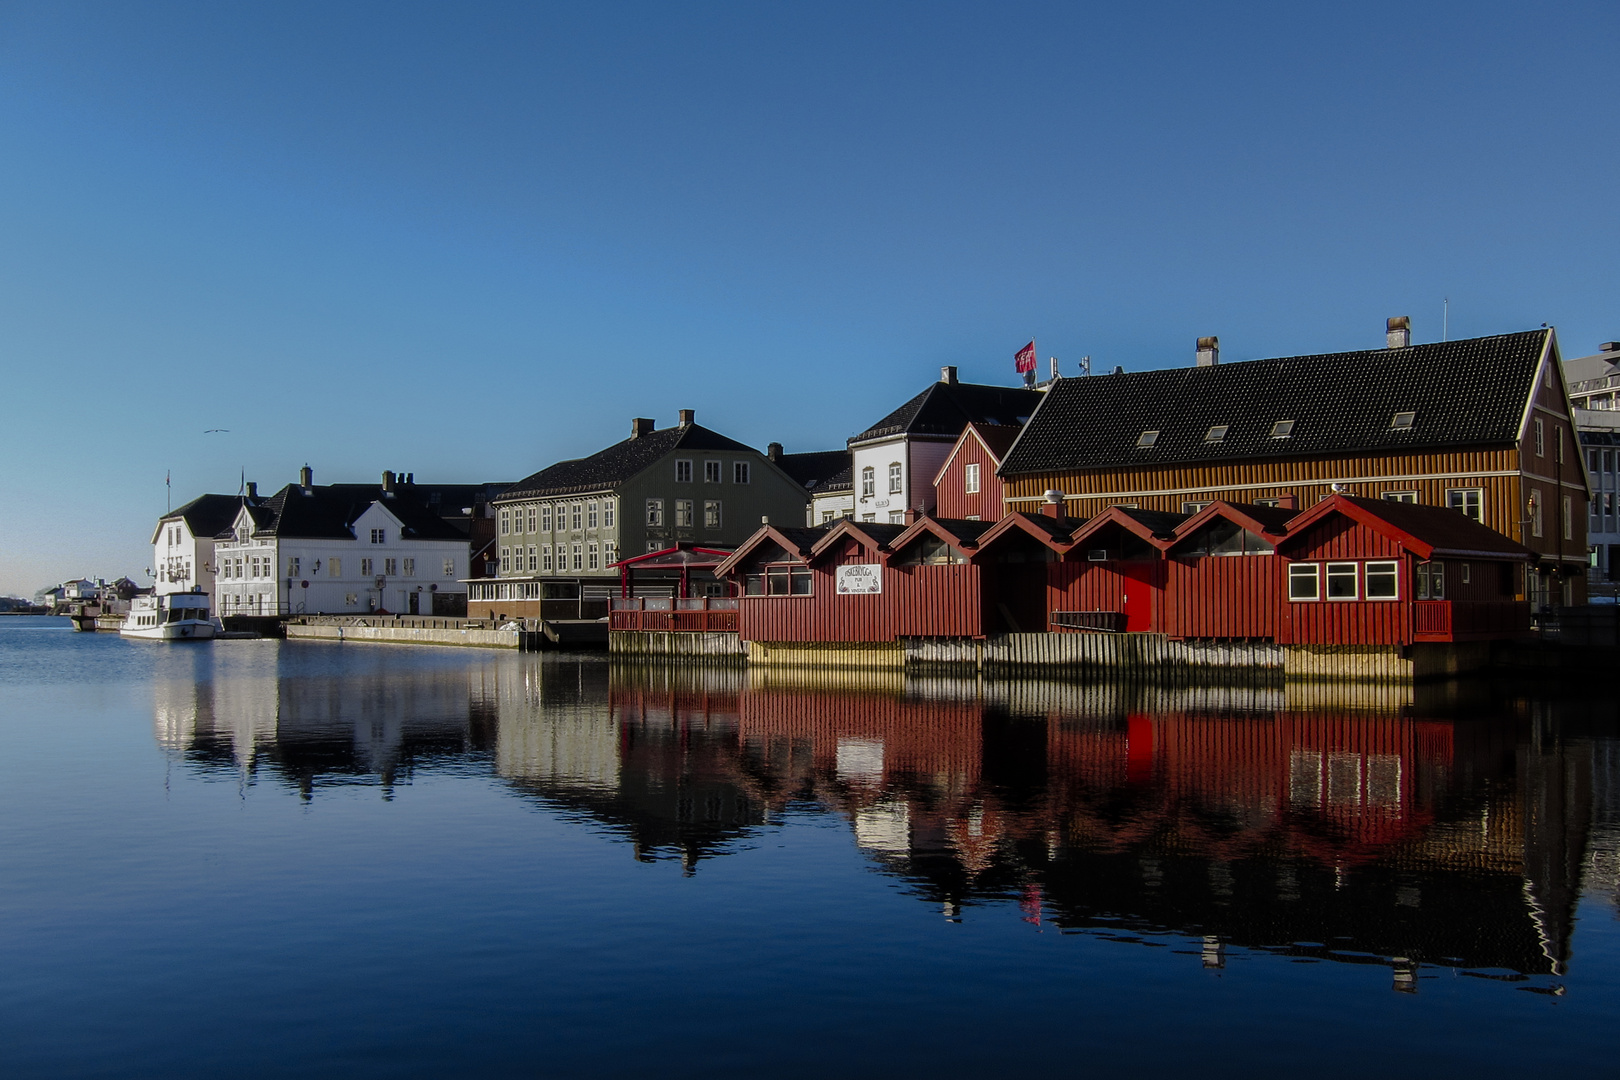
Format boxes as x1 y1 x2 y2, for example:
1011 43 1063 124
852 380 1046 444
1001 330 1551 476
774 524 837 553
1331 496 1532 557
161 494 240 538
1120 507 1192 537
967 422 1023 461
928 517 997 545
238 485 471 541
502 423 758 500
776 450 850 491
809 463 853 495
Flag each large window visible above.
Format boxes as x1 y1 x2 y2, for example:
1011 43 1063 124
1365 561 1398 599
527 507 536 533
540 505 552 532
588 543 599 571
704 461 722 483
571 504 583 530
1288 563 1319 601
746 564 812 596
675 500 693 527
587 502 598 529
646 499 664 526
733 462 751 485
1417 561 1445 600
371 529 386 544
1325 562 1358 599
704 500 721 528
572 544 583 571
1446 488 1483 522
1535 418 1545 457
965 463 980 494
499 510 509 535
861 467 875 498
676 460 693 483
888 462 902 494
603 500 615 528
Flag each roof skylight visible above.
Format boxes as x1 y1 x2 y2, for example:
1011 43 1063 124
1390 411 1416 430
1270 420 1295 439
1136 430 1160 448
1205 425 1229 443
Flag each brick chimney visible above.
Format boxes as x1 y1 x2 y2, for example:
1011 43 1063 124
1043 489 1065 519
940 366 957 385
678 409 694 427
767 442 782 462
904 507 920 524
630 417 655 438
1195 336 1219 367
1387 316 1411 349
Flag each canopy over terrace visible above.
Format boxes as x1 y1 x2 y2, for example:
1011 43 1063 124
611 544 737 598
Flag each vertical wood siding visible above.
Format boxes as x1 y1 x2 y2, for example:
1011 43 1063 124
1165 556 1281 639
935 437 1007 521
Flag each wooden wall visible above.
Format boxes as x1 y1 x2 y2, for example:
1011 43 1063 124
934 436 1006 521
1047 560 1166 632
1164 555 1282 640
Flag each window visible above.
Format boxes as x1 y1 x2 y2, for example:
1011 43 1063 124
1558 428 1566 464
571 504 582 530
821 511 837 523
646 499 664 526
287 557 300 577
1535 418 1545 456
647 540 662 553
499 510 509 535
384 558 397 576
888 462 902 493
1461 563 1471 585
1253 497 1282 507
889 511 905 523
1325 562 1358 599
675 500 693 527
752 564 812 596
443 558 454 577
371 528 386 544
1205 425 1228 443
1288 563 1320 601
1417 561 1445 600
1182 501 1212 514
588 543 599 570
329 558 341 577
588 502 598 529
403 558 416 577
704 461 722 483
1592 449 1602 472
1390 411 1416 430
1365 561 1398 599
603 500 615 528
1383 491 1418 503
1607 450 1615 473
1531 491 1544 538
541 505 552 532
862 513 877 522
676 459 693 483
734 462 751 484
965 463 981 494
604 541 616 566
542 544 553 571
527 547 536 572
861 467 875 498
1563 495 1573 541
1136 430 1159 448
1270 420 1295 439
572 544 583 571
1446 488 1483 522
361 558 375 576
704 500 721 528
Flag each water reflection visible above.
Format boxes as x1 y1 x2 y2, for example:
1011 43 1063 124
152 647 1620 988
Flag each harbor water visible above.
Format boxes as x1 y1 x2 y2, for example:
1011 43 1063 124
0 616 1616 1077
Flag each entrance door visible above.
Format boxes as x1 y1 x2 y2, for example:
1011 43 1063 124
1120 563 1155 632
408 591 419 615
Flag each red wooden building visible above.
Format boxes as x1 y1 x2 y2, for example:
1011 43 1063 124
1160 502 1295 640
931 422 1023 521
1044 506 1184 633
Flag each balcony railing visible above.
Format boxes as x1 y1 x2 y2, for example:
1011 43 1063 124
608 597 739 633
1413 600 1530 642
1050 610 1129 633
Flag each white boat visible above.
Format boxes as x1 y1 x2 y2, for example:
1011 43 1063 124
120 592 218 641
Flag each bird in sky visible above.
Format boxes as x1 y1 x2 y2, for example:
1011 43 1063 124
203 428 229 434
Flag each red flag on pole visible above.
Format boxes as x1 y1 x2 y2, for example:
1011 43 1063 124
1014 341 1037 374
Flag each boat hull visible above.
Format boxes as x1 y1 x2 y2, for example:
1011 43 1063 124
120 619 217 641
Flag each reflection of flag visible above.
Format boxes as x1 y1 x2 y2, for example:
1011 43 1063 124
1015 341 1036 373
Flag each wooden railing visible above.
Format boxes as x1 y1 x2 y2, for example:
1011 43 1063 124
1050 610 1129 633
1413 600 1530 642
609 597 739 633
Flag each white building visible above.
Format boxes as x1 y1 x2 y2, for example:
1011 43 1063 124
151 494 241 606
212 469 492 617
846 366 1044 523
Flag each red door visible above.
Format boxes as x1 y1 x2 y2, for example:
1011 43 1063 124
1121 563 1155 632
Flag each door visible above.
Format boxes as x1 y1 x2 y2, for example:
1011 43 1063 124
1120 563 1155 632
408 591 419 615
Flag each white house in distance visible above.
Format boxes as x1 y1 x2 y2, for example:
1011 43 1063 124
846 366 1045 523
151 494 241 605
212 468 498 617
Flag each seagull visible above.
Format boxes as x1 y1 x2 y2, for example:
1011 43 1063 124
203 428 229 434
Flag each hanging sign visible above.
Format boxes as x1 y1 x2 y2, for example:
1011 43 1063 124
836 564 883 595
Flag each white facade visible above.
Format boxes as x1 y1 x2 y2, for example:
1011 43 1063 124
850 435 955 523
214 502 469 617
810 488 855 525
152 518 219 603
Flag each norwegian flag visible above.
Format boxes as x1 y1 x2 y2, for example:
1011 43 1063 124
1014 341 1037 374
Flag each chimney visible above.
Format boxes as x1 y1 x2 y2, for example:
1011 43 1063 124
630 417 655 438
1277 494 1297 510
1195 336 1219 367
940 365 957 385
767 442 783 462
1043 489 1065 519
382 470 395 493
1601 341 1620 354
299 464 312 488
904 507 920 524
405 472 414 485
245 481 257 500
678 409 694 427
1387 316 1411 349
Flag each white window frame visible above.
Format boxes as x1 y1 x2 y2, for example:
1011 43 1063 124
1382 491 1418 503
675 499 693 527
1365 560 1398 600
541 505 552 532
704 460 722 484
861 467 875 498
733 461 751 485
1325 562 1359 600
1446 488 1483 523
646 499 664 526
887 462 902 494
964 463 980 494
704 500 721 528
603 500 615 529
1534 418 1545 457
1288 563 1320 601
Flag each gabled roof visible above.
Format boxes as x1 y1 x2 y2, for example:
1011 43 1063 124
931 422 1025 488
974 510 1089 553
1168 501 1294 550
1001 330 1554 476
502 423 759 500
152 493 240 544
611 544 735 571
851 380 1045 445
229 484 469 541
713 524 836 578
886 515 997 558
1280 495 1534 560
775 450 850 492
1066 505 1189 550
807 519 909 559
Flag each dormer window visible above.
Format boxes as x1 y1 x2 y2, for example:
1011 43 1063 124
1205 425 1229 443
1270 420 1295 439
1390 411 1416 430
1136 430 1160 448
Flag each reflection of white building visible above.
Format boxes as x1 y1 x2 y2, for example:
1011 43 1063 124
489 660 621 792
150 494 241 605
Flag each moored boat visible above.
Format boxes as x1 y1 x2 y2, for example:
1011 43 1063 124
120 593 217 641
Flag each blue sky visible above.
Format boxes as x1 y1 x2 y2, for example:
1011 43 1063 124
2 1 1617 594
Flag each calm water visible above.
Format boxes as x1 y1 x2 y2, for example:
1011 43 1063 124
0 616 1616 1077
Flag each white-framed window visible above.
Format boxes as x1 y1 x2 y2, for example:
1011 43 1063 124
362 558 375 576
384 558 397 576
588 543 599 570
572 544 583 571
965 463 980 494
1182 501 1212 514
1390 411 1416 431
734 461 750 485
1563 495 1573 540
542 544 553 571
604 541 616 566
1205 425 1229 443
821 511 837 523
675 500 693 527
1534 418 1545 457
704 500 721 528
527 546 537 572
1288 563 1320 601
1271 420 1295 439
571 504 582 530
371 528 386 544
676 460 693 483
287 557 300 577
1417 561 1445 600
588 502 599 529
646 499 664 526
499 510 509 535
443 558 454 577
861 467 875 498
888 462 902 493
1446 488 1483 522
704 461 722 483
647 540 662 552
603 500 615 528
541 505 552 532
1325 562 1358 599
1383 491 1418 503
888 511 905 523
1365 560 1398 599
1136 430 1159 448
403 558 416 577
527 507 536 532
1253 497 1282 508
1531 491 1544 537
1461 563 1471 585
